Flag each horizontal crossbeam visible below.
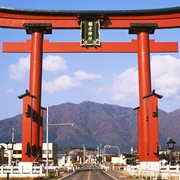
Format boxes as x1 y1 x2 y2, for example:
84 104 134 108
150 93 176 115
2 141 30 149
2 39 178 53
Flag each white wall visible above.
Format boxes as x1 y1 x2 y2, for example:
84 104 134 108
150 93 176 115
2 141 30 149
111 155 126 165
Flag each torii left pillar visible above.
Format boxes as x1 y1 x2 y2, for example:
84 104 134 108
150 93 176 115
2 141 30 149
21 23 52 162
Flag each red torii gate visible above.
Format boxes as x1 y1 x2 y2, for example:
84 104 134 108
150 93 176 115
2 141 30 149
4 30 177 163
1 7 180 167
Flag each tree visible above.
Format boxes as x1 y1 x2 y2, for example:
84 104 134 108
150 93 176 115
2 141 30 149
159 152 168 161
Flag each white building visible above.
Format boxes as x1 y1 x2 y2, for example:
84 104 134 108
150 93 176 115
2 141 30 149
0 143 58 165
111 155 127 165
58 154 72 167
42 143 58 165
0 145 5 165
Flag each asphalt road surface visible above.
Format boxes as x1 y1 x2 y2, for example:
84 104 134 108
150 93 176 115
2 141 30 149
60 165 116 180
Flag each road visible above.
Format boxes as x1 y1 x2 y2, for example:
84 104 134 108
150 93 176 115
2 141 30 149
59 165 116 180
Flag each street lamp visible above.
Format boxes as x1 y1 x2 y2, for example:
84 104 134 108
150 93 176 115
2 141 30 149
45 106 75 176
5 140 14 166
105 145 120 169
167 138 176 165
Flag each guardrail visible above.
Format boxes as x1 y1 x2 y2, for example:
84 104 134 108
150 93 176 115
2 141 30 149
0 165 73 177
0 165 45 177
125 165 180 180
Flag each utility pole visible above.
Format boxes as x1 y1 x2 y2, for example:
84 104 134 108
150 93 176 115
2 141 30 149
100 143 102 164
12 128 14 142
45 106 75 176
83 145 86 164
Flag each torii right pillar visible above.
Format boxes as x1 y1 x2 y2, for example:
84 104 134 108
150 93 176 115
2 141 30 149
130 23 162 169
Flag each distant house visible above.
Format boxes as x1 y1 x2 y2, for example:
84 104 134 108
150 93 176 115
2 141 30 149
159 145 180 156
0 145 5 164
0 143 58 165
131 145 180 157
111 155 127 165
0 145 5 156
128 145 180 165
58 154 73 167
130 146 138 154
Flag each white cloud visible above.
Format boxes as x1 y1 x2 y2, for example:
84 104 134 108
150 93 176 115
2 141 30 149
43 75 80 93
9 56 30 80
74 70 102 81
112 68 138 102
6 88 15 94
43 55 67 72
43 70 102 93
9 55 67 80
151 55 180 99
9 55 102 93
112 55 180 104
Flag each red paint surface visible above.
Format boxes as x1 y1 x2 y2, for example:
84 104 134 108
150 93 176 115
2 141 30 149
2 9 178 162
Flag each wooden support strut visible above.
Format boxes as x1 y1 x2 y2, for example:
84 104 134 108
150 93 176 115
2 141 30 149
144 90 163 162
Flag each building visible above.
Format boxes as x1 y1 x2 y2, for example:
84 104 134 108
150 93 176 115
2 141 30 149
159 145 180 155
111 155 127 165
42 143 58 165
0 145 5 165
58 154 73 167
0 143 58 165
159 145 180 164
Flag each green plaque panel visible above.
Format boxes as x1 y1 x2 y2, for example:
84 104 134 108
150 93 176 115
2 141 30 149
80 18 100 46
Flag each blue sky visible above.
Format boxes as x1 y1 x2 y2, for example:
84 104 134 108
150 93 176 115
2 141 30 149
0 0 180 119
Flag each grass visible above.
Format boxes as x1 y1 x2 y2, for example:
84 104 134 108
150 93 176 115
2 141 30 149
0 174 63 180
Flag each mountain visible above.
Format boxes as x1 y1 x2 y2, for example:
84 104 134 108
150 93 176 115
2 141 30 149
0 101 179 153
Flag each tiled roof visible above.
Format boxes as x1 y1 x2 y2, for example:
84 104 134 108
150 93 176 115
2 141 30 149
0 6 180 16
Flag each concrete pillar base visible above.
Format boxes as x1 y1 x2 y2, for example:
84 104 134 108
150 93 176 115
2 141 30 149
140 161 160 171
18 162 33 173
